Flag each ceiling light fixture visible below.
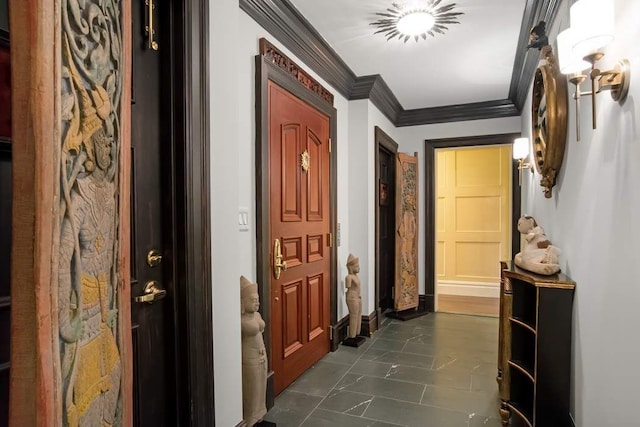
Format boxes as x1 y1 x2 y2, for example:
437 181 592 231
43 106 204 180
371 1 463 43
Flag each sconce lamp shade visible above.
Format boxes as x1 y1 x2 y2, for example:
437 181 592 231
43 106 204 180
513 138 530 160
570 0 615 56
557 27 590 74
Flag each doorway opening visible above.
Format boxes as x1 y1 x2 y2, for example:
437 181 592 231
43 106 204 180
424 134 521 314
434 145 512 317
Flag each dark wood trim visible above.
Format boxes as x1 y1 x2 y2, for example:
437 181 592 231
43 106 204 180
351 75 402 124
360 310 379 337
510 0 563 110
255 50 338 402
259 38 334 106
424 133 521 312
331 315 350 351
171 0 214 425
374 126 398 329
239 0 562 125
397 99 519 127
241 0 355 97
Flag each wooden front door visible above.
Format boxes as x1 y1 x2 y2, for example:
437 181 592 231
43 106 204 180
269 81 331 395
130 1 176 424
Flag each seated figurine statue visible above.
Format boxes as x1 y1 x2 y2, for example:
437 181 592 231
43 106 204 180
514 216 561 275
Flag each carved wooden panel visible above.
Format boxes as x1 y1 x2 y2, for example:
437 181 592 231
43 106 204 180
58 1 124 425
307 234 323 263
282 281 303 358
306 130 323 221
307 274 323 341
282 236 302 268
395 152 419 311
259 38 334 106
281 123 302 222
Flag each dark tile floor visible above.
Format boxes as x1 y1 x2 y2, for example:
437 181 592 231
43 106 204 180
264 312 504 427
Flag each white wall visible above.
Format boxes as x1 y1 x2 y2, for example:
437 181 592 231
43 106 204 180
396 117 521 298
210 1 242 426
210 6 355 424
521 1 640 425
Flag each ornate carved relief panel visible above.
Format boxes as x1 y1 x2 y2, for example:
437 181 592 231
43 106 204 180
59 1 123 425
394 152 419 311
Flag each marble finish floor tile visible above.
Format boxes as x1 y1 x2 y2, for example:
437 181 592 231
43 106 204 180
265 312 500 426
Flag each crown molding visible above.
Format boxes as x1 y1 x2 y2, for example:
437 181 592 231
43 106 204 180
397 99 520 127
510 0 564 110
350 75 403 124
240 0 560 126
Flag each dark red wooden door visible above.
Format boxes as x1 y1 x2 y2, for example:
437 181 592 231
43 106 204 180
269 81 331 395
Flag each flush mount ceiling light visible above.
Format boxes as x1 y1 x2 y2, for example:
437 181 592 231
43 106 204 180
371 1 463 43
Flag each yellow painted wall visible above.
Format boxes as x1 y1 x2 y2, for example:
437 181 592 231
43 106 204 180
436 145 511 296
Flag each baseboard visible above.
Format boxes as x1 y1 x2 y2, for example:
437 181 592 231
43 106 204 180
235 422 248 427
266 370 275 411
437 280 500 298
437 294 499 317
331 315 350 351
361 310 378 337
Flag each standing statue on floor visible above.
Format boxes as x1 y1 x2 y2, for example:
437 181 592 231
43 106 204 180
240 276 268 426
343 254 364 346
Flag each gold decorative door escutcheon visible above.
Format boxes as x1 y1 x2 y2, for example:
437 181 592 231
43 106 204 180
273 238 287 279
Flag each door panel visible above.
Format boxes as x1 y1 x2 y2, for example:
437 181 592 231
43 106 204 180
130 1 176 425
378 146 395 312
269 81 331 395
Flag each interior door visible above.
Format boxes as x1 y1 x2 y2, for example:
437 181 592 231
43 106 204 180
269 81 331 395
378 145 395 312
130 1 176 424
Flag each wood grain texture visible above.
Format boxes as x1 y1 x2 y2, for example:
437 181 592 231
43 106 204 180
9 0 57 424
437 295 499 317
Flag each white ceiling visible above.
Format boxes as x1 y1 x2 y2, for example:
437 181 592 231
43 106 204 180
288 0 527 110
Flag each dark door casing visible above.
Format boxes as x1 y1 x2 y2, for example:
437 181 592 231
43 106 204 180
375 127 398 323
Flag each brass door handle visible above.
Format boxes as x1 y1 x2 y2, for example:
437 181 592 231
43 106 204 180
134 280 167 303
273 238 287 279
147 249 162 267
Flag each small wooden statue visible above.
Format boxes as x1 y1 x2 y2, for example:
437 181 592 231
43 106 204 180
240 276 268 426
343 254 366 347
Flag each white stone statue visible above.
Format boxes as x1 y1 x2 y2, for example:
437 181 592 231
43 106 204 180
514 216 561 275
240 276 267 426
345 254 362 338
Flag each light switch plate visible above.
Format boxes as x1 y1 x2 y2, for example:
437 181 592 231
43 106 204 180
238 207 249 232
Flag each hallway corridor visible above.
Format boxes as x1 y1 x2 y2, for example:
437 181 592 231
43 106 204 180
264 313 504 426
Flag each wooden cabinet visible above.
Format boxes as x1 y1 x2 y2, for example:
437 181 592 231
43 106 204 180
497 261 575 427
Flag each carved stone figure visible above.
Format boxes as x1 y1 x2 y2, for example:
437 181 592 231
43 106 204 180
58 1 123 424
241 276 268 426
345 254 362 339
514 216 561 275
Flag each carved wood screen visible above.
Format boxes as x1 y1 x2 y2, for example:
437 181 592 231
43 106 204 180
394 152 419 311
9 0 130 424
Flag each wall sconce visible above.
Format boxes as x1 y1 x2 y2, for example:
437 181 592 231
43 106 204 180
513 137 532 186
557 0 630 140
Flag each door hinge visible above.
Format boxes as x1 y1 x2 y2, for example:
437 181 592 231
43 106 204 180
328 138 332 153
328 232 333 248
392 286 395 296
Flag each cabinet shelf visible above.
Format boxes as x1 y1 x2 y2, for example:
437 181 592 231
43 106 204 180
498 261 575 427
510 317 536 334
509 360 534 383
507 402 533 427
